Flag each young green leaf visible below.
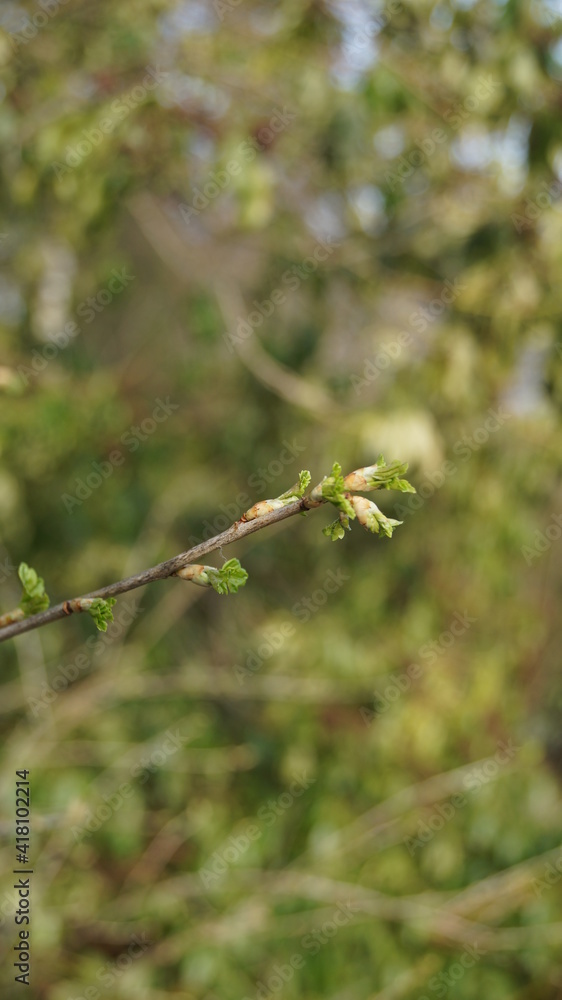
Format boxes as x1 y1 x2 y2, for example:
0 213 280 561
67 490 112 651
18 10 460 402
278 469 312 502
87 597 116 632
323 518 347 541
311 462 356 518
18 562 50 617
343 457 416 494
296 469 312 495
206 558 249 595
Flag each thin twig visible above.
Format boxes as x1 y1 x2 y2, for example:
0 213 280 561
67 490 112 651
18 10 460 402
0 497 318 644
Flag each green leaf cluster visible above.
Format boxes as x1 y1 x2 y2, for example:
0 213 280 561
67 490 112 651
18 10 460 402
87 597 116 632
315 462 356 517
18 563 50 616
365 456 416 493
205 558 249 595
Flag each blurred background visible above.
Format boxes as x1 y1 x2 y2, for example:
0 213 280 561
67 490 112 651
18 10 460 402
1 0 562 996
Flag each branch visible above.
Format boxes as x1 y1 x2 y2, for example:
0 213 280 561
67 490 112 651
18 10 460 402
0 498 310 644
0 459 415 644
215 280 338 420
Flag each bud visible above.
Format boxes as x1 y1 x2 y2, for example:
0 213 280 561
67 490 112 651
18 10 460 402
176 565 212 587
176 558 248 595
343 465 381 490
242 471 312 521
309 462 355 518
343 457 415 494
349 495 403 537
241 498 286 521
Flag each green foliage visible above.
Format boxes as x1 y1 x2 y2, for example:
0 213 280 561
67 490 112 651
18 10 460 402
205 558 249 595
322 515 349 541
1 1 562 995
278 469 312 502
295 468 312 496
363 456 417 493
86 597 116 632
317 461 411 539
18 562 49 616
313 462 356 517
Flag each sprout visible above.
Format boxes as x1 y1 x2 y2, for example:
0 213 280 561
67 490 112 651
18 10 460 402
18 563 50 616
343 456 416 494
177 558 249 594
349 495 403 537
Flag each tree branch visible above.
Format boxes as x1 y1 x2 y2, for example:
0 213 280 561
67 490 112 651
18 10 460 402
0 458 415 644
0 497 314 644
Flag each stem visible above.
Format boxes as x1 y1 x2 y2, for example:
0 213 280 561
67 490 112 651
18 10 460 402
0 496 321 644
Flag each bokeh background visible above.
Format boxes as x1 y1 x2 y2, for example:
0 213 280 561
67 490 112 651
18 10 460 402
1 0 562 996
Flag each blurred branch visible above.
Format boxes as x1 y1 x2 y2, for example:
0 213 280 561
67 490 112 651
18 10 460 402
123 668 375 704
288 756 520 867
128 191 195 284
129 192 341 419
216 280 339 420
446 845 562 920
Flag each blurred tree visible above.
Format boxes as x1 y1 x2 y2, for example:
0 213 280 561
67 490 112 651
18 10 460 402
1 1 562 998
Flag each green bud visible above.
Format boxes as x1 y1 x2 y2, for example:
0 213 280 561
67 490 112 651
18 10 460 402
206 558 249 595
86 597 116 632
243 471 311 521
177 558 248 595
18 562 50 617
343 456 416 494
350 495 403 537
310 462 356 518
